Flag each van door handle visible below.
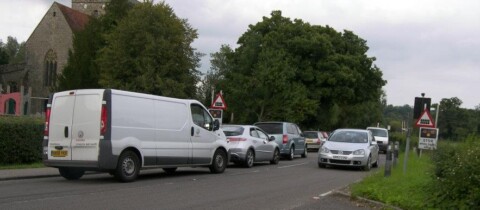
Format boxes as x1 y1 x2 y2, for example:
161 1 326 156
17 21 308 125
64 126 69 138
191 127 194 136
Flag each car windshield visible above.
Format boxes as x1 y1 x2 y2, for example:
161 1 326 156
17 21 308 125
329 131 368 143
255 123 282 134
304 132 319 138
222 126 244 136
368 129 387 137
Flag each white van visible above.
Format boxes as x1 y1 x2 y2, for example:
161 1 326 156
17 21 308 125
366 127 389 153
43 89 229 182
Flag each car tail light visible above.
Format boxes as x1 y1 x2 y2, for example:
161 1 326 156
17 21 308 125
228 137 247 141
317 138 321 144
100 104 107 135
282 134 288 144
44 105 51 136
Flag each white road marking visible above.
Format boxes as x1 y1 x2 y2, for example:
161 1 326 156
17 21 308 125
277 162 308 168
320 191 333 197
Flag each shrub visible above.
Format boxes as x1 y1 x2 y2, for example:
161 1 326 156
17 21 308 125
0 116 44 164
427 136 480 209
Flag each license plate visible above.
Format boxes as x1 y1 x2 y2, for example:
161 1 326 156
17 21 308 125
51 150 68 157
332 155 347 160
306 139 313 143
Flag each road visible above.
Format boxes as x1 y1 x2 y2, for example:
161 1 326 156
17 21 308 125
0 153 384 210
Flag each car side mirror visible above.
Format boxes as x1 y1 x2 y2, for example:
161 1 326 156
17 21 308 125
213 120 220 131
269 136 275 141
300 133 304 137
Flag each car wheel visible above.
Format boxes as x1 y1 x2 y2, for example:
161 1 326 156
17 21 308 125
301 146 307 158
58 167 85 180
115 150 140 182
163 167 178 174
270 148 280 164
244 149 255 168
287 146 295 160
363 156 372 171
318 163 326 168
209 149 227 173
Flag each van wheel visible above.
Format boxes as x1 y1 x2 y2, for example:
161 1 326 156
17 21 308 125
209 149 227 173
115 150 140 182
163 167 177 174
270 149 280 165
59 167 85 180
301 146 307 158
244 149 254 168
287 146 295 160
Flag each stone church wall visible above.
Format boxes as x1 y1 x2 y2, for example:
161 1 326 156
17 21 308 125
25 4 74 114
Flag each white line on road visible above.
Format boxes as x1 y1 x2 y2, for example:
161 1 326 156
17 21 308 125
277 162 309 169
320 191 333 197
228 170 260 176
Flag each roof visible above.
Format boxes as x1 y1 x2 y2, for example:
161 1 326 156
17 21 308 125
56 2 90 32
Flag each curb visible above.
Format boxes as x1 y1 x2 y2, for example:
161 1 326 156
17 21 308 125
331 188 402 210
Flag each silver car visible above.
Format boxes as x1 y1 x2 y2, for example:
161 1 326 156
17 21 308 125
223 125 280 168
318 129 379 171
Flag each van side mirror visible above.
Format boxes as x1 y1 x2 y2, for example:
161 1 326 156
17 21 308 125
269 136 275 141
213 120 220 131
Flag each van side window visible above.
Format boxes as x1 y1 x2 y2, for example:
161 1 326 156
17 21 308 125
191 104 213 131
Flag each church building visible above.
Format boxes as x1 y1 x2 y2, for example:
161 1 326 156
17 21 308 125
0 1 112 115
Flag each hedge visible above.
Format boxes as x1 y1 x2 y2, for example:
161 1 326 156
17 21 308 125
0 116 44 164
427 136 480 209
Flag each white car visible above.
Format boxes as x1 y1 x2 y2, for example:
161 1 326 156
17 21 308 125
222 125 280 167
318 129 379 171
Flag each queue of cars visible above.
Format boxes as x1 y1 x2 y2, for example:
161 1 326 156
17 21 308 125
43 89 386 182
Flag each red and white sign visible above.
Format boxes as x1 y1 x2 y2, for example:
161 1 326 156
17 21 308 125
415 109 435 128
210 93 227 110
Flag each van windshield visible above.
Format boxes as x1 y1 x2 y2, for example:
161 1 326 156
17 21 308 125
368 129 388 137
255 123 282 134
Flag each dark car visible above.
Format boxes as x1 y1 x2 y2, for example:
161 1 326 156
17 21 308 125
254 122 307 160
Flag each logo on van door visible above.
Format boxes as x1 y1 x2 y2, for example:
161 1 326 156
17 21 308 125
78 131 84 138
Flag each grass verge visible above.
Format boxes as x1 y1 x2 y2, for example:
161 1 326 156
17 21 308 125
0 162 44 170
351 152 433 209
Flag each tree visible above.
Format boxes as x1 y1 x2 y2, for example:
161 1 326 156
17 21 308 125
438 97 478 139
0 41 8 65
198 44 234 105
56 0 135 91
97 1 201 98
215 11 385 127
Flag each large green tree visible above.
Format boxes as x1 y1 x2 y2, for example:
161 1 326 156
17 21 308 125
214 11 386 128
56 0 134 91
97 1 201 98
438 97 479 139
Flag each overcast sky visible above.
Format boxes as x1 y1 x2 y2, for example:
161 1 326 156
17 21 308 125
1 0 479 108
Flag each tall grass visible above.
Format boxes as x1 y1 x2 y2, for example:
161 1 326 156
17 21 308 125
351 152 433 209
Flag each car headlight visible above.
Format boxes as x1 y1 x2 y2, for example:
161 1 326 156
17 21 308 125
320 147 330 153
353 149 365 155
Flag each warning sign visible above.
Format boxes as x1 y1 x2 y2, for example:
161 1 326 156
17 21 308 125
414 109 435 128
418 127 439 150
210 93 227 110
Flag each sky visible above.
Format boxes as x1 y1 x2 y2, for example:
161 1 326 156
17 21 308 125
1 0 479 109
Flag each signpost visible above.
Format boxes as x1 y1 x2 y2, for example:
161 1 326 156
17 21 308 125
418 127 439 150
209 92 227 124
414 109 435 128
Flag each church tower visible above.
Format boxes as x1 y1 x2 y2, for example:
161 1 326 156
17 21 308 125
72 0 109 17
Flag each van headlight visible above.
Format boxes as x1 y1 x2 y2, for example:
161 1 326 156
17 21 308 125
353 149 365 155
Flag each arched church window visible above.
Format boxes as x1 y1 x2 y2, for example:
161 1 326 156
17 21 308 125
44 49 57 87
